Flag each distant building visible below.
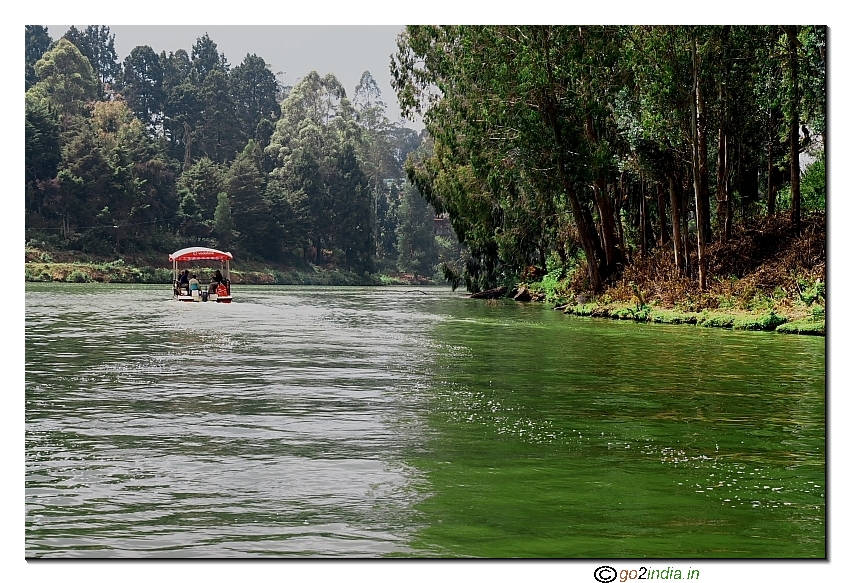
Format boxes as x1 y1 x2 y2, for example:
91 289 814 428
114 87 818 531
434 213 453 238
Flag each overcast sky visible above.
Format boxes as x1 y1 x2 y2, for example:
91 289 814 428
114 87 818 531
44 25 422 130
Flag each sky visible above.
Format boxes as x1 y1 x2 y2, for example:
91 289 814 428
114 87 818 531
43 25 422 130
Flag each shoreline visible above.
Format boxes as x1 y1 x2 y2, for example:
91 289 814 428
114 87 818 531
23 254 438 287
555 300 824 336
25 259 824 337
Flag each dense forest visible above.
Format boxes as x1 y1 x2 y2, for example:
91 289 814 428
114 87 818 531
25 25 826 315
25 25 456 280
390 25 825 300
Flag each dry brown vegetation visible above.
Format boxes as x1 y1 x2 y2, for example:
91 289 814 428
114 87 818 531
591 212 825 318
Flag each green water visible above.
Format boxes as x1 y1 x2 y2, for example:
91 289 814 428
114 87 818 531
25 284 824 557
409 300 824 557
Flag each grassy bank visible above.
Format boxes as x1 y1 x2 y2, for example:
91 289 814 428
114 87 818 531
24 247 438 287
518 214 825 336
556 301 824 335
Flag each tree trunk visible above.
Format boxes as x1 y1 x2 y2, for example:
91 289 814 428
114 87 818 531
682 171 692 278
691 35 708 290
593 178 621 269
697 88 711 244
567 184 604 291
657 182 670 246
183 122 193 171
616 175 627 264
640 175 647 258
538 27 605 292
767 108 778 215
668 173 683 273
716 124 728 243
788 25 802 227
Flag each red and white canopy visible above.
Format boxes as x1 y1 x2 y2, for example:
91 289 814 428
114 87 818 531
169 247 233 262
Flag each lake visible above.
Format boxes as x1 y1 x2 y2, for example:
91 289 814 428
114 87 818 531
25 284 825 557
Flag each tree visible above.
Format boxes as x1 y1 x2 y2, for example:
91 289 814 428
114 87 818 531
121 45 165 129
191 33 228 82
25 26 52 91
175 157 226 223
161 49 192 93
264 177 310 261
164 80 203 166
63 25 121 89
267 71 368 267
197 69 241 163
25 93 62 220
330 141 373 272
230 54 280 141
392 26 613 290
784 25 802 227
227 143 274 258
25 94 61 184
214 191 234 247
28 38 99 118
396 181 437 276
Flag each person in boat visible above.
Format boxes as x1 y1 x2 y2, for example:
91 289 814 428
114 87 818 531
210 269 224 294
177 269 189 295
189 273 200 294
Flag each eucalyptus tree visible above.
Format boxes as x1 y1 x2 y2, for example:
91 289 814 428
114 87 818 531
798 26 826 151
28 38 99 119
392 25 618 291
267 71 372 269
621 25 715 289
396 180 437 277
353 70 396 259
780 25 826 226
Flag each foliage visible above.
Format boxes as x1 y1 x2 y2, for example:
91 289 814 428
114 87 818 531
28 38 100 117
800 150 825 212
63 25 121 89
25 26 53 90
396 181 438 276
390 25 825 296
66 269 91 283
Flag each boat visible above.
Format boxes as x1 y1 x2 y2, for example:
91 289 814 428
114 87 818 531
169 247 233 303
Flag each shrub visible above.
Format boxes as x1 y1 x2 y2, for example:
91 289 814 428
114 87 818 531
799 278 825 306
66 270 91 283
800 150 825 212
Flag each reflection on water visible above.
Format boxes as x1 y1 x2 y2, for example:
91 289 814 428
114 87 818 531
25 284 825 557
